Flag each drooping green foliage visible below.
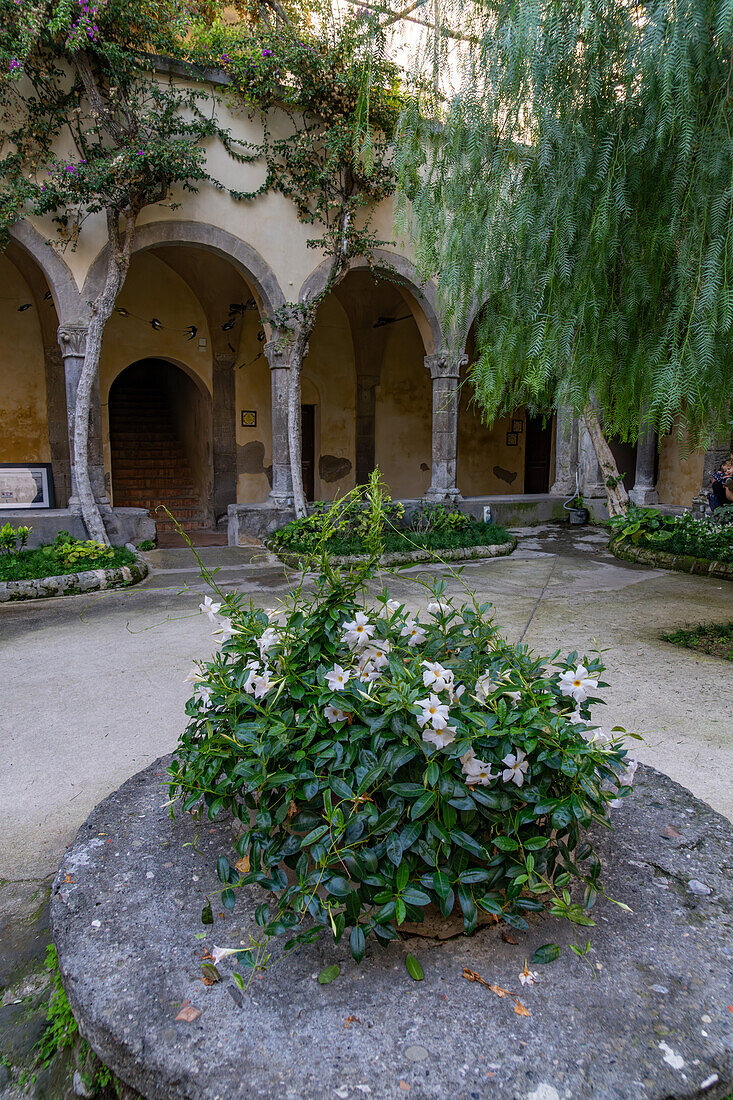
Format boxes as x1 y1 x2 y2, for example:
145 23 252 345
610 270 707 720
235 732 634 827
395 0 733 443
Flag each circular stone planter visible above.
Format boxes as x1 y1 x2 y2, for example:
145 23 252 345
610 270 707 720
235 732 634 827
52 759 732 1100
609 535 733 581
271 536 517 570
0 545 148 602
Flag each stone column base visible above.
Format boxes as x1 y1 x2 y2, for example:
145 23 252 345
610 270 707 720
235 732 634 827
628 487 659 506
425 487 462 505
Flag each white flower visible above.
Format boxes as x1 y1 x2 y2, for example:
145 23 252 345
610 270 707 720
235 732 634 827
211 945 244 965
250 672 274 699
558 664 598 703
587 727 611 745
415 694 450 729
505 690 522 704
427 599 451 615
183 666 200 685
422 725 457 749
519 962 540 986
474 670 495 701
324 705 350 725
618 757 638 787
357 644 389 683
195 682 213 704
460 749 497 786
325 664 351 691
422 660 454 692
216 619 240 643
200 595 222 623
257 627 280 658
502 749 529 787
567 707 584 725
341 612 375 650
401 619 427 647
385 598 403 615
447 682 466 704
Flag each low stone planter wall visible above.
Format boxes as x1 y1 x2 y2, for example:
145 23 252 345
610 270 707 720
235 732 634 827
610 534 733 580
51 757 733 1100
0 545 148 603
270 536 517 569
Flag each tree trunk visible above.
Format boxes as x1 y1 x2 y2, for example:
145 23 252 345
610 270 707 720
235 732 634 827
74 207 136 544
582 405 629 518
287 323 309 519
286 208 353 519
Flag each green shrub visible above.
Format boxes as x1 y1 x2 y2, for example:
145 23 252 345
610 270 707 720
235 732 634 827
0 522 32 556
170 476 634 971
0 534 135 582
269 487 510 559
608 505 733 563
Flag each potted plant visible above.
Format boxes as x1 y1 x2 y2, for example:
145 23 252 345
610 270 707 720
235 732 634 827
568 494 589 525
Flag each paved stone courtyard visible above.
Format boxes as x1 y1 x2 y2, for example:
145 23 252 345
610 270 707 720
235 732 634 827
1 524 732 1096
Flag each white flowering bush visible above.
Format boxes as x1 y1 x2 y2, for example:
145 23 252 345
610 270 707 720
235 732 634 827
170 480 636 965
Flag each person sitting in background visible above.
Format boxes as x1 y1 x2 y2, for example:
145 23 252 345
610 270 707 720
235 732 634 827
709 452 733 512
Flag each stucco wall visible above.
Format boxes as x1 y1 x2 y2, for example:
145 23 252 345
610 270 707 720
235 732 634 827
0 256 50 464
375 319 432 497
656 429 705 507
235 312 272 504
457 370 527 496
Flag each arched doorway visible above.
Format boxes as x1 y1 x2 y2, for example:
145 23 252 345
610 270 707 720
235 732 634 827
109 359 212 540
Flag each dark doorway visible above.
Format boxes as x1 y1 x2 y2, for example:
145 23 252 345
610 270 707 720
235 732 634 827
109 359 216 543
524 415 553 493
301 403 316 501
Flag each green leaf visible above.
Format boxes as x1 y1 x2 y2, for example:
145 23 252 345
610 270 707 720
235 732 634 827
395 897 407 924
405 953 424 981
532 943 562 964
386 832 404 866
201 901 213 925
411 791 436 819
330 777 354 800
493 836 518 851
318 964 340 984
302 824 329 845
349 925 366 963
523 836 549 850
432 870 452 899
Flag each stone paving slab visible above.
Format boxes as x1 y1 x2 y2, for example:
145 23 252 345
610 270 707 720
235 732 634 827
52 757 733 1100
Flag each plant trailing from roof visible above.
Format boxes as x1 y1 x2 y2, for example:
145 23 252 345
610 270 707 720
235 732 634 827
169 474 636 970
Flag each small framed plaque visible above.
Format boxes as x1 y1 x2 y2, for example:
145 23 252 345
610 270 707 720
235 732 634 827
506 432 519 447
0 463 55 509
241 410 257 428
511 418 524 433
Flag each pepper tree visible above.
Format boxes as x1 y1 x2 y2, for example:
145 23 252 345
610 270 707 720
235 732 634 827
0 0 227 542
189 2 402 517
395 0 733 515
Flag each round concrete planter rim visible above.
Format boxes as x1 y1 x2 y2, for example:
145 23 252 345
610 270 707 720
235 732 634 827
269 535 517 569
609 533 733 580
0 543 148 602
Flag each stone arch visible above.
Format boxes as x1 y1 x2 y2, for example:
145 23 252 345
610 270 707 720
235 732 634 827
82 220 287 331
8 220 85 326
298 250 446 356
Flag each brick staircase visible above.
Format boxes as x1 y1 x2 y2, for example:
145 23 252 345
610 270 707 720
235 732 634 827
110 379 212 540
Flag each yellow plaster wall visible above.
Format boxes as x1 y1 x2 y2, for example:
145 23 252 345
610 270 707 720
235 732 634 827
375 320 432 497
304 296 356 501
236 312 272 503
98 253 212 485
457 373 527 495
656 429 705 507
0 257 50 463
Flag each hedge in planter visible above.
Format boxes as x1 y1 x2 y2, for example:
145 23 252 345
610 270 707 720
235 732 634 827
170 480 635 970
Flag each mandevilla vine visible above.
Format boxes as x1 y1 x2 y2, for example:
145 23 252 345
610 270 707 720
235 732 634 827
170 479 636 969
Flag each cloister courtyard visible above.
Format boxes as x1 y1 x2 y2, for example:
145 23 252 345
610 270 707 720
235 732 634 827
1 522 731 1098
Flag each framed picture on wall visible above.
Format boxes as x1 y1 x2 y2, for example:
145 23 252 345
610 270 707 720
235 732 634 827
506 432 519 447
512 418 524 433
0 463 55 509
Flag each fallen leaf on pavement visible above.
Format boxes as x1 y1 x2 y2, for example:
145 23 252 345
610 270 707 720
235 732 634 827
200 963 221 986
501 931 519 945
399 1082 410 1091
462 968 530 1015
663 825 682 838
344 1015 361 1028
235 855 250 874
175 1005 201 1022
513 1002 531 1017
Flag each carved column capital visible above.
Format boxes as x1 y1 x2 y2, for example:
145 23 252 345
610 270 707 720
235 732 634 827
57 325 88 358
424 352 468 380
264 336 309 370
214 352 237 370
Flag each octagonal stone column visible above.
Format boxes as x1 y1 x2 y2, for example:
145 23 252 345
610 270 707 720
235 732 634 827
424 352 466 503
264 339 294 506
57 325 109 512
629 426 659 506
550 405 579 497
